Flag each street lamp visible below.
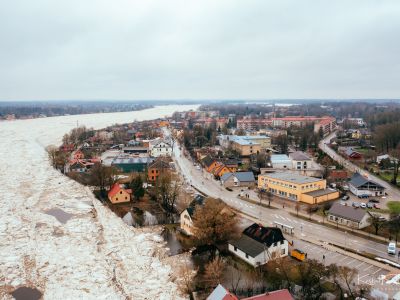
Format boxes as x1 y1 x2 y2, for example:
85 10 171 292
344 231 347 250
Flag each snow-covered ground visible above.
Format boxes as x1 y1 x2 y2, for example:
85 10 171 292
0 105 198 299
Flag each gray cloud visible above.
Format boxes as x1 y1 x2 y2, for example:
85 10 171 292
0 0 399 100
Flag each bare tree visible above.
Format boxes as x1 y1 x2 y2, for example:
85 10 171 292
193 198 240 247
153 174 180 213
203 257 225 289
177 262 197 295
90 163 117 193
368 213 386 235
295 202 301 217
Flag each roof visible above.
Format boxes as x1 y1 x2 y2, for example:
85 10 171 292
262 172 321 185
243 223 285 247
112 157 154 165
349 173 384 189
270 154 291 163
221 172 233 181
202 155 216 168
242 289 294 300
207 284 238 300
148 158 170 170
328 202 368 222
289 151 311 161
231 136 260 146
186 194 205 217
229 234 266 257
304 189 338 197
345 148 361 157
108 184 131 198
234 172 255 182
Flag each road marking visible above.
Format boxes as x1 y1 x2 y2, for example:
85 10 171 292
372 268 382 275
346 259 358 266
355 261 366 269
363 265 374 272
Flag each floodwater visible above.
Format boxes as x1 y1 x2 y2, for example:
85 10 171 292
0 104 198 299
11 287 42 300
45 208 74 224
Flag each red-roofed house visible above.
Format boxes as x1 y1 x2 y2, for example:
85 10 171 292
73 149 85 160
108 184 132 204
242 289 294 300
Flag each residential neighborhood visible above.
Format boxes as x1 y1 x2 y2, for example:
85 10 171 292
46 103 400 299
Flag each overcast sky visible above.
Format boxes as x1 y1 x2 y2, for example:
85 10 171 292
0 0 399 101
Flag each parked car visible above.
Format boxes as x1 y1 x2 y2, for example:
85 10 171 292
352 202 360 208
367 202 374 209
195 165 201 170
388 242 396 255
342 195 350 201
358 194 369 199
374 204 381 209
369 199 380 203
360 203 367 209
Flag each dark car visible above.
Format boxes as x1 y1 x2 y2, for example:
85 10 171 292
369 199 380 203
367 202 374 209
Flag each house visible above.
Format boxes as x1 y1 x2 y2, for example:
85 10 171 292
202 155 220 173
258 172 339 204
328 170 348 184
241 290 294 300
344 148 362 160
327 202 371 229
180 194 205 236
69 159 88 173
73 149 85 160
224 159 239 171
111 157 154 173
228 223 288 267
122 146 149 155
207 286 293 300
211 163 233 178
108 184 132 204
207 284 238 300
221 172 256 188
147 158 170 182
150 140 172 157
289 151 311 170
348 173 385 197
270 154 292 169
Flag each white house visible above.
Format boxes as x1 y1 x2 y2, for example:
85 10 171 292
228 223 288 267
327 202 371 229
289 151 311 170
150 140 172 157
180 195 205 236
348 173 385 197
270 154 292 169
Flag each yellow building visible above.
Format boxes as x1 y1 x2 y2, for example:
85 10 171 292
231 138 262 156
258 172 339 204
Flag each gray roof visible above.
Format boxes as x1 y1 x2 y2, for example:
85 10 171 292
234 172 255 182
229 234 266 257
220 172 233 182
289 151 311 161
112 157 154 164
349 173 384 189
263 172 321 185
328 202 368 222
304 189 338 197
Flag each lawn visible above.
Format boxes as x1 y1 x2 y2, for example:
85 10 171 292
387 201 400 214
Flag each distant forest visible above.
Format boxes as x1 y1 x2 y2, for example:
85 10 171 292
0 101 153 119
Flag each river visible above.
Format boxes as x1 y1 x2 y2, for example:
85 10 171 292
0 104 198 300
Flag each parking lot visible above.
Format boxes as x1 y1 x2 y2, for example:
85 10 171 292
292 239 389 286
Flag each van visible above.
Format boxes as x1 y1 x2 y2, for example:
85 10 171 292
388 242 396 255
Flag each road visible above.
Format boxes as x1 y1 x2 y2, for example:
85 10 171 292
319 131 400 204
163 130 397 260
163 129 400 294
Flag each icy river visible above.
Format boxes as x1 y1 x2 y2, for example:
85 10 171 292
0 105 198 300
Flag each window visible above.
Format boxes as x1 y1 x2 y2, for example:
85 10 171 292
234 246 237 251
120 191 122 194
245 254 249 259
281 248 286 255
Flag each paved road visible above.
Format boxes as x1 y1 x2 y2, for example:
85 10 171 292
163 129 397 262
319 131 400 205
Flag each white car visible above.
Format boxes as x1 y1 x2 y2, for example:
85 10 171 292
360 203 367 209
195 165 201 170
388 242 396 255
